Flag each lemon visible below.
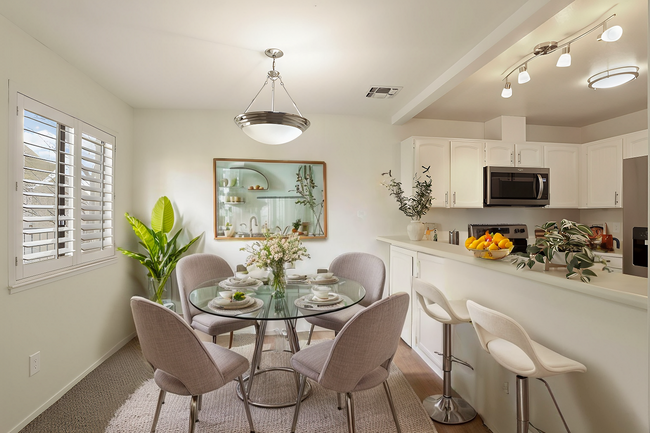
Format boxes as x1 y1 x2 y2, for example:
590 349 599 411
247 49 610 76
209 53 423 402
477 235 486 243
506 241 513 249
488 243 499 250
498 239 510 249
465 236 476 248
493 233 504 242
468 239 481 249
476 242 486 250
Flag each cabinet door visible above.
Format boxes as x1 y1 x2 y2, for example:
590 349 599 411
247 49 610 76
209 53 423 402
416 138 450 208
586 138 622 208
623 130 648 159
450 141 484 208
544 144 580 208
389 246 417 346
516 143 544 167
485 142 514 166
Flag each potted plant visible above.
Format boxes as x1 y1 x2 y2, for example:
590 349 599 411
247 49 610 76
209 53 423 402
510 219 610 283
382 166 433 240
118 196 202 305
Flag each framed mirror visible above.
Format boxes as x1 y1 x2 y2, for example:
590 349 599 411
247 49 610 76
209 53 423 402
213 158 327 240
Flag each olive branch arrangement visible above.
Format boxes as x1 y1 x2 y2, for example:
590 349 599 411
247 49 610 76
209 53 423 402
381 166 433 220
291 164 324 236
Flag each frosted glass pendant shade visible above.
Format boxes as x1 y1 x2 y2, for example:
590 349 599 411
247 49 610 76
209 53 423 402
518 66 530 84
235 111 310 145
501 82 512 98
556 46 571 67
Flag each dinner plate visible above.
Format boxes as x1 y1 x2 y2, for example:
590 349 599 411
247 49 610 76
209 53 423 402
209 296 255 309
308 276 339 285
218 278 262 290
304 293 341 305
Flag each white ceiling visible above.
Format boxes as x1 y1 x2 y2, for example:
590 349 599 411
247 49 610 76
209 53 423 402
0 0 645 127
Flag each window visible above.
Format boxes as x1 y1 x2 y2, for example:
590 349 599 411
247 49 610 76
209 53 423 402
11 93 115 287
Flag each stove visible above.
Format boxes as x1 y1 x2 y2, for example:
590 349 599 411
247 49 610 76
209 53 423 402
467 223 529 254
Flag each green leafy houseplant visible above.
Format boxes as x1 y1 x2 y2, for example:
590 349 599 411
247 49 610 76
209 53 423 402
510 219 610 283
381 166 433 220
118 196 202 304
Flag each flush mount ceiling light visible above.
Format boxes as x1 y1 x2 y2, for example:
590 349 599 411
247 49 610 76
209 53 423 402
501 13 623 98
587 66 639 89
234 48 310 145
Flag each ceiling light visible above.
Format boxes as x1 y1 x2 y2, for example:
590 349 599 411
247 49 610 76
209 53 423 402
597 23 623 42
501 81 512 98
518 65 530 84
234 48 310 145
587 66 639 89
556 45 571 67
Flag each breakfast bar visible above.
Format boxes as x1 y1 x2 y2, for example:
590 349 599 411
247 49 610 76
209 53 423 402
378 235 648 433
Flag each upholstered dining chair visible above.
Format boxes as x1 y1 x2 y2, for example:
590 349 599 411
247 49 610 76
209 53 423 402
305 252 386 345
130 296 255 433
290 292 410 433
176 253 259 348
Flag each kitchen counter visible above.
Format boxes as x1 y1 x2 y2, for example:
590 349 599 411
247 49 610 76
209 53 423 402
378 235 647 309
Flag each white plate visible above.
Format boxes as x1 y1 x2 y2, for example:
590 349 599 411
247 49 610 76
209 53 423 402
308 276 339 285
210 296 255 309
218 278 262 290
304 293 341 305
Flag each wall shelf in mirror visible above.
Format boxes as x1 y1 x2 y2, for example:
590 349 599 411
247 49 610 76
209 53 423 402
213 158 327 240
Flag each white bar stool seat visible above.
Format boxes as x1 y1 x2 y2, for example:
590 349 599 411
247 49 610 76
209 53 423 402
413 278 477 425
466 300 586 433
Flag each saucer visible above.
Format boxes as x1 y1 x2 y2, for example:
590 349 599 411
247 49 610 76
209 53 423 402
210 296 255 309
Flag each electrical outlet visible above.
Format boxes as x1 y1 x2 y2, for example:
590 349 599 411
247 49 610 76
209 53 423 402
29 352 40 376
502 381 509 394
611 223 621 233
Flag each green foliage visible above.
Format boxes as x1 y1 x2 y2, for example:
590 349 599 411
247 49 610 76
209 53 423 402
510 219 610 283
118 196 203 303
382 166 433 220
233 291 245 301
292 165 324 235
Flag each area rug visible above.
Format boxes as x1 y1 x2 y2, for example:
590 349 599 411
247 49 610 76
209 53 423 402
106 339 437 433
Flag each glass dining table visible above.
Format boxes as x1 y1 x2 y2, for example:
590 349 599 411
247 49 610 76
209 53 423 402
189 276 366 408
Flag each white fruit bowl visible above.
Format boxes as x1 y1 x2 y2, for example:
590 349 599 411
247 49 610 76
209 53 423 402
467 246 513 260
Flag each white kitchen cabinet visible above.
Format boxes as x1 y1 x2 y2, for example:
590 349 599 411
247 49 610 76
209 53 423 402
388 246 418 346
450 141 484 208
623 130 648 159
543 143 580 208
584 138 622 208
401 137 450 208
484 142 543 167
414 253 445 374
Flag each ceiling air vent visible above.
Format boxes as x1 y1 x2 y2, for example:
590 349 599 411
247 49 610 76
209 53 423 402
366 86 402 99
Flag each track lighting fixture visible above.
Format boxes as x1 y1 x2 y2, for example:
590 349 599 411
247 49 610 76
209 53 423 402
500 13 627 98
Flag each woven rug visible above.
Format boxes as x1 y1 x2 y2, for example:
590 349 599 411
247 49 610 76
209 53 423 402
106 338 437 433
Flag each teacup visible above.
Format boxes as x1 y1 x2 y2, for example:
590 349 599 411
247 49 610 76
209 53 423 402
219 290 233 299
311 286 331 299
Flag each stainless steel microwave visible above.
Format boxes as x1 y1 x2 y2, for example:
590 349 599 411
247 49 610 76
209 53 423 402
484 166 549 206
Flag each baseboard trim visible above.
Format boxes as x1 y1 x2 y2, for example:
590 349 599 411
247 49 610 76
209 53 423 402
9 331 137 433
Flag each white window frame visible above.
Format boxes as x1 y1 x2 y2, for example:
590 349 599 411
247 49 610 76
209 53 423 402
9 90 117 292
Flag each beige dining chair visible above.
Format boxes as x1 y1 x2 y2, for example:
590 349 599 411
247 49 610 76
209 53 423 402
305 252 386 345
176 253 259 348
290 292 410 433
130 296 255 433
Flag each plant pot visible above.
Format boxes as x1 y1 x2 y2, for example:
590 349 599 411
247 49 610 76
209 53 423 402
407 221 426 241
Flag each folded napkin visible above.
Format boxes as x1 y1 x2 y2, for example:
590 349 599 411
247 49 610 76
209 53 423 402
224 277 257 287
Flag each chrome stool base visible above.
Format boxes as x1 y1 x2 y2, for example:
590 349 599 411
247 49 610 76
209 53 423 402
423 394 477 424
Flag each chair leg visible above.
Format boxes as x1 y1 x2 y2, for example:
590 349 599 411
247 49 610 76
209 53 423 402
229 331 234 349
422 323 477 424
291 375 308 433
212 334 217 344
537 378 572 433
383 381 402 433
345 392 356 433
188 395 199 433
237 376 256 433
197 394 202 412
516 375 530 433
337 392 344 410
150 389 166 433
306 324 315 345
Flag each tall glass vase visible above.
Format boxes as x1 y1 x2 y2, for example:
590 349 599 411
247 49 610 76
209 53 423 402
270 264 287 299
147 277 175 311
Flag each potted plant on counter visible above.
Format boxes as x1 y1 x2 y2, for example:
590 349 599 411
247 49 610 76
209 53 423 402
382 166 433 240
118 196 203 306
510 219 610 283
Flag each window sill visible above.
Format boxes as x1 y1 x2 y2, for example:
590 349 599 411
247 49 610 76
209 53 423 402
9 257 118 294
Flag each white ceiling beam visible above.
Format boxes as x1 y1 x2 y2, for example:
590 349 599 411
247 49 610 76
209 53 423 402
391 0 575 125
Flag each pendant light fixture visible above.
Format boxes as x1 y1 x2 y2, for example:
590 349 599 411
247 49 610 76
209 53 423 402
500 13 627 98
234 48 310 145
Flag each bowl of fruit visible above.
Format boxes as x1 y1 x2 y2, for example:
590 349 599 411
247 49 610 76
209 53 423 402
465 231 514 260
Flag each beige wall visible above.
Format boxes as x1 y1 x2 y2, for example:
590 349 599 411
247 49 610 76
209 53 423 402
0 16 137 433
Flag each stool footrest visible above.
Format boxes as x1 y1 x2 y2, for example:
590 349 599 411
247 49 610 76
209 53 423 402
422 394 477 425
434 351 474 370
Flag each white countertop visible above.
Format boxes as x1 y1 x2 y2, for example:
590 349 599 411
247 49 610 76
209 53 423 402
378 235 648 310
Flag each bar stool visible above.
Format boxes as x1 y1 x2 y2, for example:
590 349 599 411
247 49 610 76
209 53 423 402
412 278 477 424
466 300 586 433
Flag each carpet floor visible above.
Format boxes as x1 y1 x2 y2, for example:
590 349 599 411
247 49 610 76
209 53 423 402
21 334 437 433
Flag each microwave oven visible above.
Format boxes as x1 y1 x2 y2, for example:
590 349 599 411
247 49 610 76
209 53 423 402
484 166 550 207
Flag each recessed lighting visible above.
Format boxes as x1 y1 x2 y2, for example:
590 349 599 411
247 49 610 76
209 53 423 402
587 66 639 89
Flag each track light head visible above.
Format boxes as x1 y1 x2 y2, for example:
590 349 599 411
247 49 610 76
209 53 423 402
556 45 571 67
501 82 512 98
597 24 623 42
518 65 530 84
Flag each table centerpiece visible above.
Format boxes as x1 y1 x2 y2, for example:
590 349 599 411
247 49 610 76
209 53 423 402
241 232 310 299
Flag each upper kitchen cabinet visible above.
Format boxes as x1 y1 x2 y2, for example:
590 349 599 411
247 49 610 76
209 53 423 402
543 143 580 208
584 138 623 208
401 137 450 208
484 142 543 167
623 130 648 159
450 141 484 208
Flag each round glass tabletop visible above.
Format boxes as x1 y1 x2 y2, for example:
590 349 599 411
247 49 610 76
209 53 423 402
189 277 366 321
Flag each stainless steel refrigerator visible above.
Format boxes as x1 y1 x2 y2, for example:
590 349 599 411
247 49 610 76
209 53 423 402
623 156 648 277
